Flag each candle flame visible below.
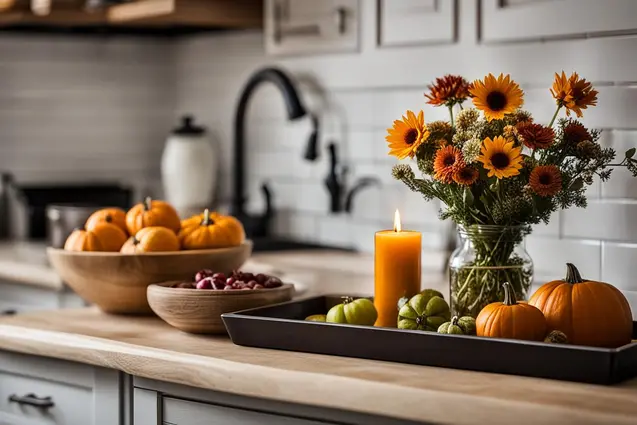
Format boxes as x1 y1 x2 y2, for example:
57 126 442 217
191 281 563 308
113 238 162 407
393 209 402 232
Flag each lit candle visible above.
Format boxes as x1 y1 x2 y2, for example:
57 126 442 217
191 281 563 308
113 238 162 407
374 210 422 327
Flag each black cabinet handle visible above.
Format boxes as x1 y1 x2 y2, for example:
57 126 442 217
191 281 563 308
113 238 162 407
1 309 16 315
9 393 55 409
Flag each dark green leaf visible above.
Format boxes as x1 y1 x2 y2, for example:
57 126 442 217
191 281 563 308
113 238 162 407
626 147 636 159
568 178 584 191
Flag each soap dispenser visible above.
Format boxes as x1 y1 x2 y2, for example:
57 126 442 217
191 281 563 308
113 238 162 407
161 115 217 219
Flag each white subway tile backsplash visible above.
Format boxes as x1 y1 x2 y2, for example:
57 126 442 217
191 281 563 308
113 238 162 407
601 242 637 292
328 91 375 128
561 201 637 242
620 291 637 320
526 237 601 280
316 216 354 247
273 211 318 242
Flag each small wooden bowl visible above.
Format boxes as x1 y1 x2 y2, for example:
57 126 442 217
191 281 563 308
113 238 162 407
147 282 294 334
47 241 253 315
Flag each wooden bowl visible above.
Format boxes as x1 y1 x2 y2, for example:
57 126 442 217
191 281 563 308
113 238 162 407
46 241 253 315
147 282 294 334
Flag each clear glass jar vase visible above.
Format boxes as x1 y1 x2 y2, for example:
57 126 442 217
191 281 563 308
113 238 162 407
449 225 533 317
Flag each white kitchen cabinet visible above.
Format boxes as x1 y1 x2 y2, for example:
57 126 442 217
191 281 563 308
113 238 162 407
0 351 123 425
133 378 424 425
0 280 85 316
481 0 637 43
264 0 359 56
378 0 456 47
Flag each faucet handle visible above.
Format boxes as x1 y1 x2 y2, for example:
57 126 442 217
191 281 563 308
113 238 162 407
344 177 380 214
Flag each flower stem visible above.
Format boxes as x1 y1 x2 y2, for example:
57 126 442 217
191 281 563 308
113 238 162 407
548 105 561 128
448 105 455 128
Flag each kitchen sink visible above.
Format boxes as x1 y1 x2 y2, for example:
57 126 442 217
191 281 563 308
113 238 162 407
250 238 355 253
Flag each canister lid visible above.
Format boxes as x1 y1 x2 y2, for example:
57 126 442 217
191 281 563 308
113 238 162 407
172 115 206 136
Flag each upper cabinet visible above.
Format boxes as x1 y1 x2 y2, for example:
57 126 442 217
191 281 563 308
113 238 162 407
378 0 456 47
265 0 359 56
482 0 637 43
0 0 262 34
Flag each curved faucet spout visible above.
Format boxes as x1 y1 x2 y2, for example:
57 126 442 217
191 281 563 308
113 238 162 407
232 67 308 220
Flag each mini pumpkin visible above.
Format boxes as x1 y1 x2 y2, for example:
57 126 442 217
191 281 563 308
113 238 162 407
64 223 127 252
529 263 633 348
120 226 180 254
126 197 181 235
476 282 547 341
85 208 128 235
179 209 245 250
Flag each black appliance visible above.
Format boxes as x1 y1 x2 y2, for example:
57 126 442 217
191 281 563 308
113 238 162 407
18 183 132 241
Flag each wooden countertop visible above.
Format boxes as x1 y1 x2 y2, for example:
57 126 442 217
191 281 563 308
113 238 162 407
0 308 636 425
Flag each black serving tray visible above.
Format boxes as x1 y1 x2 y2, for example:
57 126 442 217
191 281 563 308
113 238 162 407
222 295 637 385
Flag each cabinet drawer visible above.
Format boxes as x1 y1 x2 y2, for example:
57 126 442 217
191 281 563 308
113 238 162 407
0 371 92 425
163 397 334 425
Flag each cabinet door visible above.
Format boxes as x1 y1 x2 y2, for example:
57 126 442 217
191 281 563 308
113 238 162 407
0 352 122 425
378 0 456 47
265 0 359 56
163 397 334 425
482 0 637 43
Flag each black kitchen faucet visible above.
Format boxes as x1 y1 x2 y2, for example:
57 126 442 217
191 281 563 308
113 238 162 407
231 67 318 238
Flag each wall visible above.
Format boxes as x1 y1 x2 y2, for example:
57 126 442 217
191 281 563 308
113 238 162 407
0 35 175 197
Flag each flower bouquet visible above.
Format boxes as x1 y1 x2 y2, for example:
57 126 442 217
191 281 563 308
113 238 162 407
388 72 637 317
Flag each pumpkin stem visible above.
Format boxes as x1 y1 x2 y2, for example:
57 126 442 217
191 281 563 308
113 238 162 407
450 316 459 326
502 282 517 306
105 215 113 223
132 237 140 246
143 197 152 211
565 263 585 284
201 209 214 226
341 296 355 305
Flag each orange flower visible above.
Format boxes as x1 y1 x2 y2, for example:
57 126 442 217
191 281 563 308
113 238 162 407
453 166 479 186
386 110 429 159
566 72 598 117
550 71 598 118
550 71 573 107
529 165 562 197
516 122 555 150
434 145 465 183
425 75 471 107
477 136 523 179
563 121 591 146
470 73 524 121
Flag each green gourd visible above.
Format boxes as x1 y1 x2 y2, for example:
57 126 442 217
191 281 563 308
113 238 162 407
326 297 378 326
438 316 477 335
398 292 451 332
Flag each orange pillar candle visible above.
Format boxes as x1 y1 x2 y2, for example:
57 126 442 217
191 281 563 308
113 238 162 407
374 210 422 327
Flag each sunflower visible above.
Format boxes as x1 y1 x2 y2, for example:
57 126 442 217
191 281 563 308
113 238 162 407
453 166 479 186
477 136 523 179
433 145 465 183
470 73 524 121
565 72 598 117
516 122 555 150
563 121 591 146
529 165 562 197
425 75 471 107
386 110 429 159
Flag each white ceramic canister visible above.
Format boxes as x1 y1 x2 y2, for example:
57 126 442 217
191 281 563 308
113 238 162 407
161 115 217 219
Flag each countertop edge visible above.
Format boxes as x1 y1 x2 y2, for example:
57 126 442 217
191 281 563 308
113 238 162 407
0 324 633 425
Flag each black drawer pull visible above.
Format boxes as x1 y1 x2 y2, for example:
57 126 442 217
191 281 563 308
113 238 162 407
9 393 55 409
1 309 16 315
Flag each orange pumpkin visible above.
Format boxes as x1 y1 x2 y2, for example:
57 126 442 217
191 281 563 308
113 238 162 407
179 209 245 250
126 197 181 235
120 226 180 254
477 282 547 341
64 223 127 252
528 263 633 348
85 208 128 235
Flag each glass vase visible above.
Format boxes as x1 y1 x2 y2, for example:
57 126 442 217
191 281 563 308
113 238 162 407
449 225 533 317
